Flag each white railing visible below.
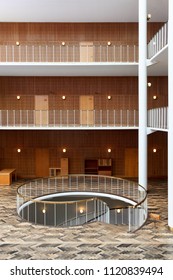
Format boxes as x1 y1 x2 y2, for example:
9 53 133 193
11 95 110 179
147 107 168 130
0 42 138 63
17 175 147 232
0 109 138 128
148 22 168 59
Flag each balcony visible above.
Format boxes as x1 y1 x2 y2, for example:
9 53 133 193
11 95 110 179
147 107 168 131
0 41 138 76
0 109 138 129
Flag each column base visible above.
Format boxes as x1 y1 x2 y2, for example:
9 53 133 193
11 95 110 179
168 226 173 232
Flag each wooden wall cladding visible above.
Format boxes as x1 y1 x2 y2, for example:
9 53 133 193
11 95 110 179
0 22 163 44
0 76 168 110
0 130 167 178
147 76 168 109
0 77 138 110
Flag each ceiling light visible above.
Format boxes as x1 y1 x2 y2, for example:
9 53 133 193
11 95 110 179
16 41 20 46
147 82 152 87
17 149 21 153
42 209 46 214
62 95 66 100
153 95 157 100
153 148 157 153
117 209 121 213
107 41 111 46
79 209 84 214
108 148 111 153
17 95 21 100
62 148 66 153
62 41 66 46
107 95 112 100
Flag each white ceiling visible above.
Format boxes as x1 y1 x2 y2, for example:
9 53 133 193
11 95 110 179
0 0 168 23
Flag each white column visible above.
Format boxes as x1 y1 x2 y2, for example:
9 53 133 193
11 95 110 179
168 0 173 230
138 0 147 190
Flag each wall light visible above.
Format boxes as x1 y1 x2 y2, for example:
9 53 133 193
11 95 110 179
117 209 121 213
62 41 66 46
108 148 111 153
62 95 66 100
62 148 67 153
17 95 21 100
153 95 157 100
107 95 112 100
107 41 111 46
147 14 151 21
153 148 157 153
147 82 152 87
16 41 20 46
42 209 46 214
79 209 84 214
17 149 21 153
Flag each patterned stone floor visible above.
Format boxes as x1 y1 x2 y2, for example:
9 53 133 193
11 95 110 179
0 179 173 260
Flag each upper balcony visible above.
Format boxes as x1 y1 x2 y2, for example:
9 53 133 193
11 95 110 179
147 22 168 76
0 41 138 76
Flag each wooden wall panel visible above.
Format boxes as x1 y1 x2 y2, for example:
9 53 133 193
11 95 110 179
0 77 139 110
0 22 163 44
147 76 168 109
0 130 167 179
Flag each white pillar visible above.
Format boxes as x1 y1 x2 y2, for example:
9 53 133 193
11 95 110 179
168 0 173 230
138 0 147 189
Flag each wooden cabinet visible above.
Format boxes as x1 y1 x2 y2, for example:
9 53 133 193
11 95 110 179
49 167 61 177
85 159 112 176
49 158 69 177
98 158 112 176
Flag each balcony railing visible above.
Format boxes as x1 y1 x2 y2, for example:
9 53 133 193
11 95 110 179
17 175 147 232
0 42 138 63
0 109 138 128
148 22 168 59
147 107 168 130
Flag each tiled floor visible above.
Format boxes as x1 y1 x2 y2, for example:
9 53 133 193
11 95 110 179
0 179 173 260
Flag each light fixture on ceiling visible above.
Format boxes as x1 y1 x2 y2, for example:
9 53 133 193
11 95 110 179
62 95 66 100
17 149 21 153
153 95 157 100
79 208 84 214
117 209 121 213
17 95 21 100
153 148 157 153
42 209 46 214
107 95 112 100
107 41 111 46
62 41 66 46
16 41 20 46
147 82 152 87
62 148 67 153
108 148 111 153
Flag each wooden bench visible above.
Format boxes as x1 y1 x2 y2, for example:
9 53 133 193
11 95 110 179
0 169 17 185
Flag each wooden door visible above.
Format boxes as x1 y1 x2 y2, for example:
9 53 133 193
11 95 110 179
61 158 69 176
80 42 93 62
79 95 94 125
125 148 138 177
35 95 48 126
35 148 49 177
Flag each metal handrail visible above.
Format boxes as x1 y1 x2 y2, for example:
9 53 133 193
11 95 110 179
0 41 138 63
0 109 139 128
17 175 147 232
147 22 168 59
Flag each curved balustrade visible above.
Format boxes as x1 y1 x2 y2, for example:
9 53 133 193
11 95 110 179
17 175 147 232
148 107 168 130
0 42 138 63
0 109 138 128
